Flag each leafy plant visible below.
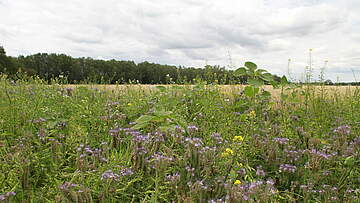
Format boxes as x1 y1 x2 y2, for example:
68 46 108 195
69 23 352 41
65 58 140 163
235 61 274 98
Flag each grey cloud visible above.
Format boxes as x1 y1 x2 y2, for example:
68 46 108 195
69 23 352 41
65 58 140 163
63 34 103 44
1 0 360 81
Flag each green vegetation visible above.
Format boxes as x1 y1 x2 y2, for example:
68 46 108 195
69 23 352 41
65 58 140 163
0 46 282 85
0 61 359 202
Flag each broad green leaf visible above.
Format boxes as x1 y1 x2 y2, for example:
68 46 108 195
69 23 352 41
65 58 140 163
234 67 247 76
254 87 260 94
159 125 177 132
256 69 267 74
260 73 274 82
135 115 155 124
245 61 257 71
132 122 149 130
153 110 173 117
244 86 254 97
247 78 264 87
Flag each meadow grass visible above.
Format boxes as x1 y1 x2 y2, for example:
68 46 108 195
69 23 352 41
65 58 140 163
0 75 359 202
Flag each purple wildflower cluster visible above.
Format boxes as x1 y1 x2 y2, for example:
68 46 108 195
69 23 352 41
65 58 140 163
59 182 78 190
77 144 107 162
101 168 134 181
308 149 337 160
166 172 180 182
0 191 16 201
333 125 351 135
148 152 173 168
256 166 266 177
188 180 209 191
30 117 47 124
187 125 199 133
273 137 289 145
229 179 277 201
185 137 203 148
279 164 297 173
211 133 223 145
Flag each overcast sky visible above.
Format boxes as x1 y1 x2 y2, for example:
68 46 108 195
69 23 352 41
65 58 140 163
1 0 359 82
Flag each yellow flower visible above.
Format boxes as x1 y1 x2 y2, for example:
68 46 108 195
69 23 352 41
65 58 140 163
234 180 241 185
320 139 328 144
221 148 234 158
248 110 256 118
225 148 234 155
127 103 132 106
233 136 244 142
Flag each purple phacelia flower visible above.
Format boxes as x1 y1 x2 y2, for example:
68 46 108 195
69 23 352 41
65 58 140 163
279 164 297 173
119 168 134 176
0 191 16 201
238 168 246 176
333 125 351 135
185 137 203 148
31 117 47 124
101 170 120 181
256 166 266 177
266 179 275 185
59 182 78 190
273 137 289 145
166 173 180 182
187 125 199 133
211 133 223 145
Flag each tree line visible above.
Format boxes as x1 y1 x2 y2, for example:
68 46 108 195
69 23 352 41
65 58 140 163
2 46 354 85
1 46 273 84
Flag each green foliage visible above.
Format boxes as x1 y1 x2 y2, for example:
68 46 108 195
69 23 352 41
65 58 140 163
132 109 187 132
0 74 359 202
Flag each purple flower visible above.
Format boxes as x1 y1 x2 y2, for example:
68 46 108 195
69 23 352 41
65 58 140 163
187 125 199 133
333 125 351 135
186 166 195 176
101 170 120 181
279 164 297 173
309 149 335 160
322 170 330 176
211 133 223 145
256 166 266 177
273 137 289 145
107 101 120 106
31 117 47 124
59 182 78 190
119 168 134 176
133 135 149 143
266 179 275 185
166 173 180 182
0 191 16 200
238 168 246 176
185 137 203 148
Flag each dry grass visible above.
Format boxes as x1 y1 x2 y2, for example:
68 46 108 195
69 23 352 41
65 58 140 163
64 84 359 98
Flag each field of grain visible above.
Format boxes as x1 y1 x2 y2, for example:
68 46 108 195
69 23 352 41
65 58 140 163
1 77 359 202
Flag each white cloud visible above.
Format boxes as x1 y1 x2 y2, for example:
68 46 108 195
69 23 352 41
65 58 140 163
0 0 359 81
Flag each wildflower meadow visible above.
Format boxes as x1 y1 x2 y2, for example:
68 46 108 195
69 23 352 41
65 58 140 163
0 68 359 202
